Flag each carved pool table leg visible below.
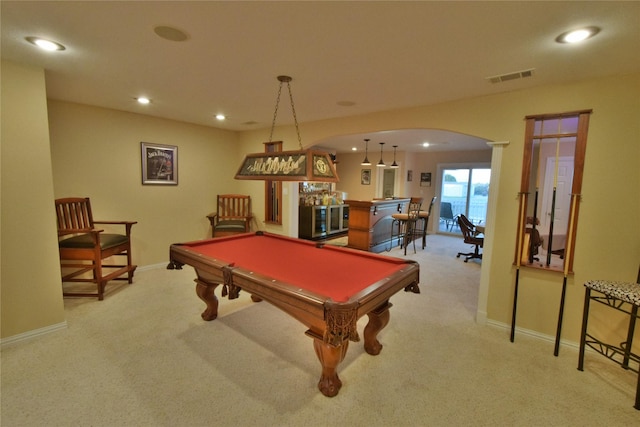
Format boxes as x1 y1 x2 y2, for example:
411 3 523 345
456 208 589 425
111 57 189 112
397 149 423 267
308 331 349 397
363 302 392 355
195 279 219 321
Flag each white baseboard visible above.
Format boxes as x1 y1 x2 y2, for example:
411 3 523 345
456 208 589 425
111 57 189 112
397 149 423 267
486 318 580 351
137 262 171 272
475 310 488 325
1 263 171 348
1 321 68 348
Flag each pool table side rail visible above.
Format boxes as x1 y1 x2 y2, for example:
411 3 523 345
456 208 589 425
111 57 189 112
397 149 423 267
228 258 420 346
351 260 420 315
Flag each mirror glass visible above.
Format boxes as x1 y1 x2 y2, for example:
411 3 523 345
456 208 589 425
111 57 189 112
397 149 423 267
517 111 591 273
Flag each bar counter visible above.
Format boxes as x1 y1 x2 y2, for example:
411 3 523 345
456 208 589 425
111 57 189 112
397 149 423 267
345 198 410 253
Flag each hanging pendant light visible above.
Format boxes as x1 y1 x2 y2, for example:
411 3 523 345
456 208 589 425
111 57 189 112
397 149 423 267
391 145 399 168
377 142 386 167
235 75 339 182
361 139 371 166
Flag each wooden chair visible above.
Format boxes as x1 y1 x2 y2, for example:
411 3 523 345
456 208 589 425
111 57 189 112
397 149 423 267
456 214 483 262
523 216 543 263
55 197 137 300
207 194 252 237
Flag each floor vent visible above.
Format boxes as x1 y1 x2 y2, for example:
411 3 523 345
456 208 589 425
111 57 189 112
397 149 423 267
487 69 535 84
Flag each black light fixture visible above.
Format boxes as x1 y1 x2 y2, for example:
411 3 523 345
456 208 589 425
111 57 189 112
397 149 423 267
377 142 386 167
235 75 339 182
361 139 371 166
391 145 399 168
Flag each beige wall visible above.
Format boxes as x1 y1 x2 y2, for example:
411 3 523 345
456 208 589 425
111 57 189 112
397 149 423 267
48 101 241 267
1 61 66 338
2 58 638 349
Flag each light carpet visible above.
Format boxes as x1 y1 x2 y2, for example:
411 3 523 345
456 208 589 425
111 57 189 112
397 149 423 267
1 234 638 426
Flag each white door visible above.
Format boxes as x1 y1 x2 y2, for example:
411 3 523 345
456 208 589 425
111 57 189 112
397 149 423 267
540 157 574 240
383 169 396 198
376 167 399 198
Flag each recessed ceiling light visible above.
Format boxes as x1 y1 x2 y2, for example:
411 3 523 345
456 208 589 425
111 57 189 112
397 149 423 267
555 26 600 44
215 114 226 121
351 147 357 151
25 36 65 51
422 141 449 148
136 97 151 105
154 26 189 42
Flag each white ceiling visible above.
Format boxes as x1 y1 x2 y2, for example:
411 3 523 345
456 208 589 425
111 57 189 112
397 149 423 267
2 1 639 153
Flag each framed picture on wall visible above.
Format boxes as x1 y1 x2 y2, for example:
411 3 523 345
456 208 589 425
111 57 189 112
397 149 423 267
407 170 413 182
420 172 432 187
361 169 371 185
141 142 178 185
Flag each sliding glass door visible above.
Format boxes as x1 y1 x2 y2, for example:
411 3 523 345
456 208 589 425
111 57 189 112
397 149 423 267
437 164 491 234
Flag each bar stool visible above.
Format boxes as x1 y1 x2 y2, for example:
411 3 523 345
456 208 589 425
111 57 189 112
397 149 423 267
418 196 436 250
577 269 640 410
389 197 423 255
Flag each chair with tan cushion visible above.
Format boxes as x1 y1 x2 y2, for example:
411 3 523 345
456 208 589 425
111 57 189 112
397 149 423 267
207 194 252 237
55 197 137 300
390 197 424 255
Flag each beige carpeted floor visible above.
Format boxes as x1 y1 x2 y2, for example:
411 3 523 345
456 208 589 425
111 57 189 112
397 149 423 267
2 234 638 426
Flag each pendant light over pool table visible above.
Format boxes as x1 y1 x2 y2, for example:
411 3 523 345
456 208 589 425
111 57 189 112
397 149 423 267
235 75 339 183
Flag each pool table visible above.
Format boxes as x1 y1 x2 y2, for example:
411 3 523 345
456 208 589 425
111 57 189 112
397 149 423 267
167 231 420 397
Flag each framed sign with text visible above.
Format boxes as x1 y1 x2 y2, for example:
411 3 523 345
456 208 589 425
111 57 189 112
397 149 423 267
420 172 432 187
141 142 178 185
235 149 339 182
361 169 371 185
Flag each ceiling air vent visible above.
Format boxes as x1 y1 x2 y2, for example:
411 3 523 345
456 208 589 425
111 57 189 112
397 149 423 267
487 69 535 84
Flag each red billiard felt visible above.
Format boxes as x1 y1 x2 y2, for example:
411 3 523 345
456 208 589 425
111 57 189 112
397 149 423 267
184 233 407 302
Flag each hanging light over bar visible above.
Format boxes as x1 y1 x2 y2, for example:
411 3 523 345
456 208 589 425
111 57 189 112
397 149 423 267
391 145 399 168
235 75 339 182
377 142 386 167
361 138 371 166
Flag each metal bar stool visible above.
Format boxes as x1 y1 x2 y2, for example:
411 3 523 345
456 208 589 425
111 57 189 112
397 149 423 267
389 197 423 255
577 268 640 410
418 196 436 250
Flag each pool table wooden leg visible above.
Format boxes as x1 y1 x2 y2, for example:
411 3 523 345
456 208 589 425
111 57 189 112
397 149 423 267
364 302 392 355
308 332 349 397
195 279 219 321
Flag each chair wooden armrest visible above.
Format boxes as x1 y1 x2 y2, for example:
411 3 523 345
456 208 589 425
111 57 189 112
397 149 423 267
94 220 137 236
94 221 137 225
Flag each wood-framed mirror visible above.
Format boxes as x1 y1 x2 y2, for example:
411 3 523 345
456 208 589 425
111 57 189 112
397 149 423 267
515 109 592 273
